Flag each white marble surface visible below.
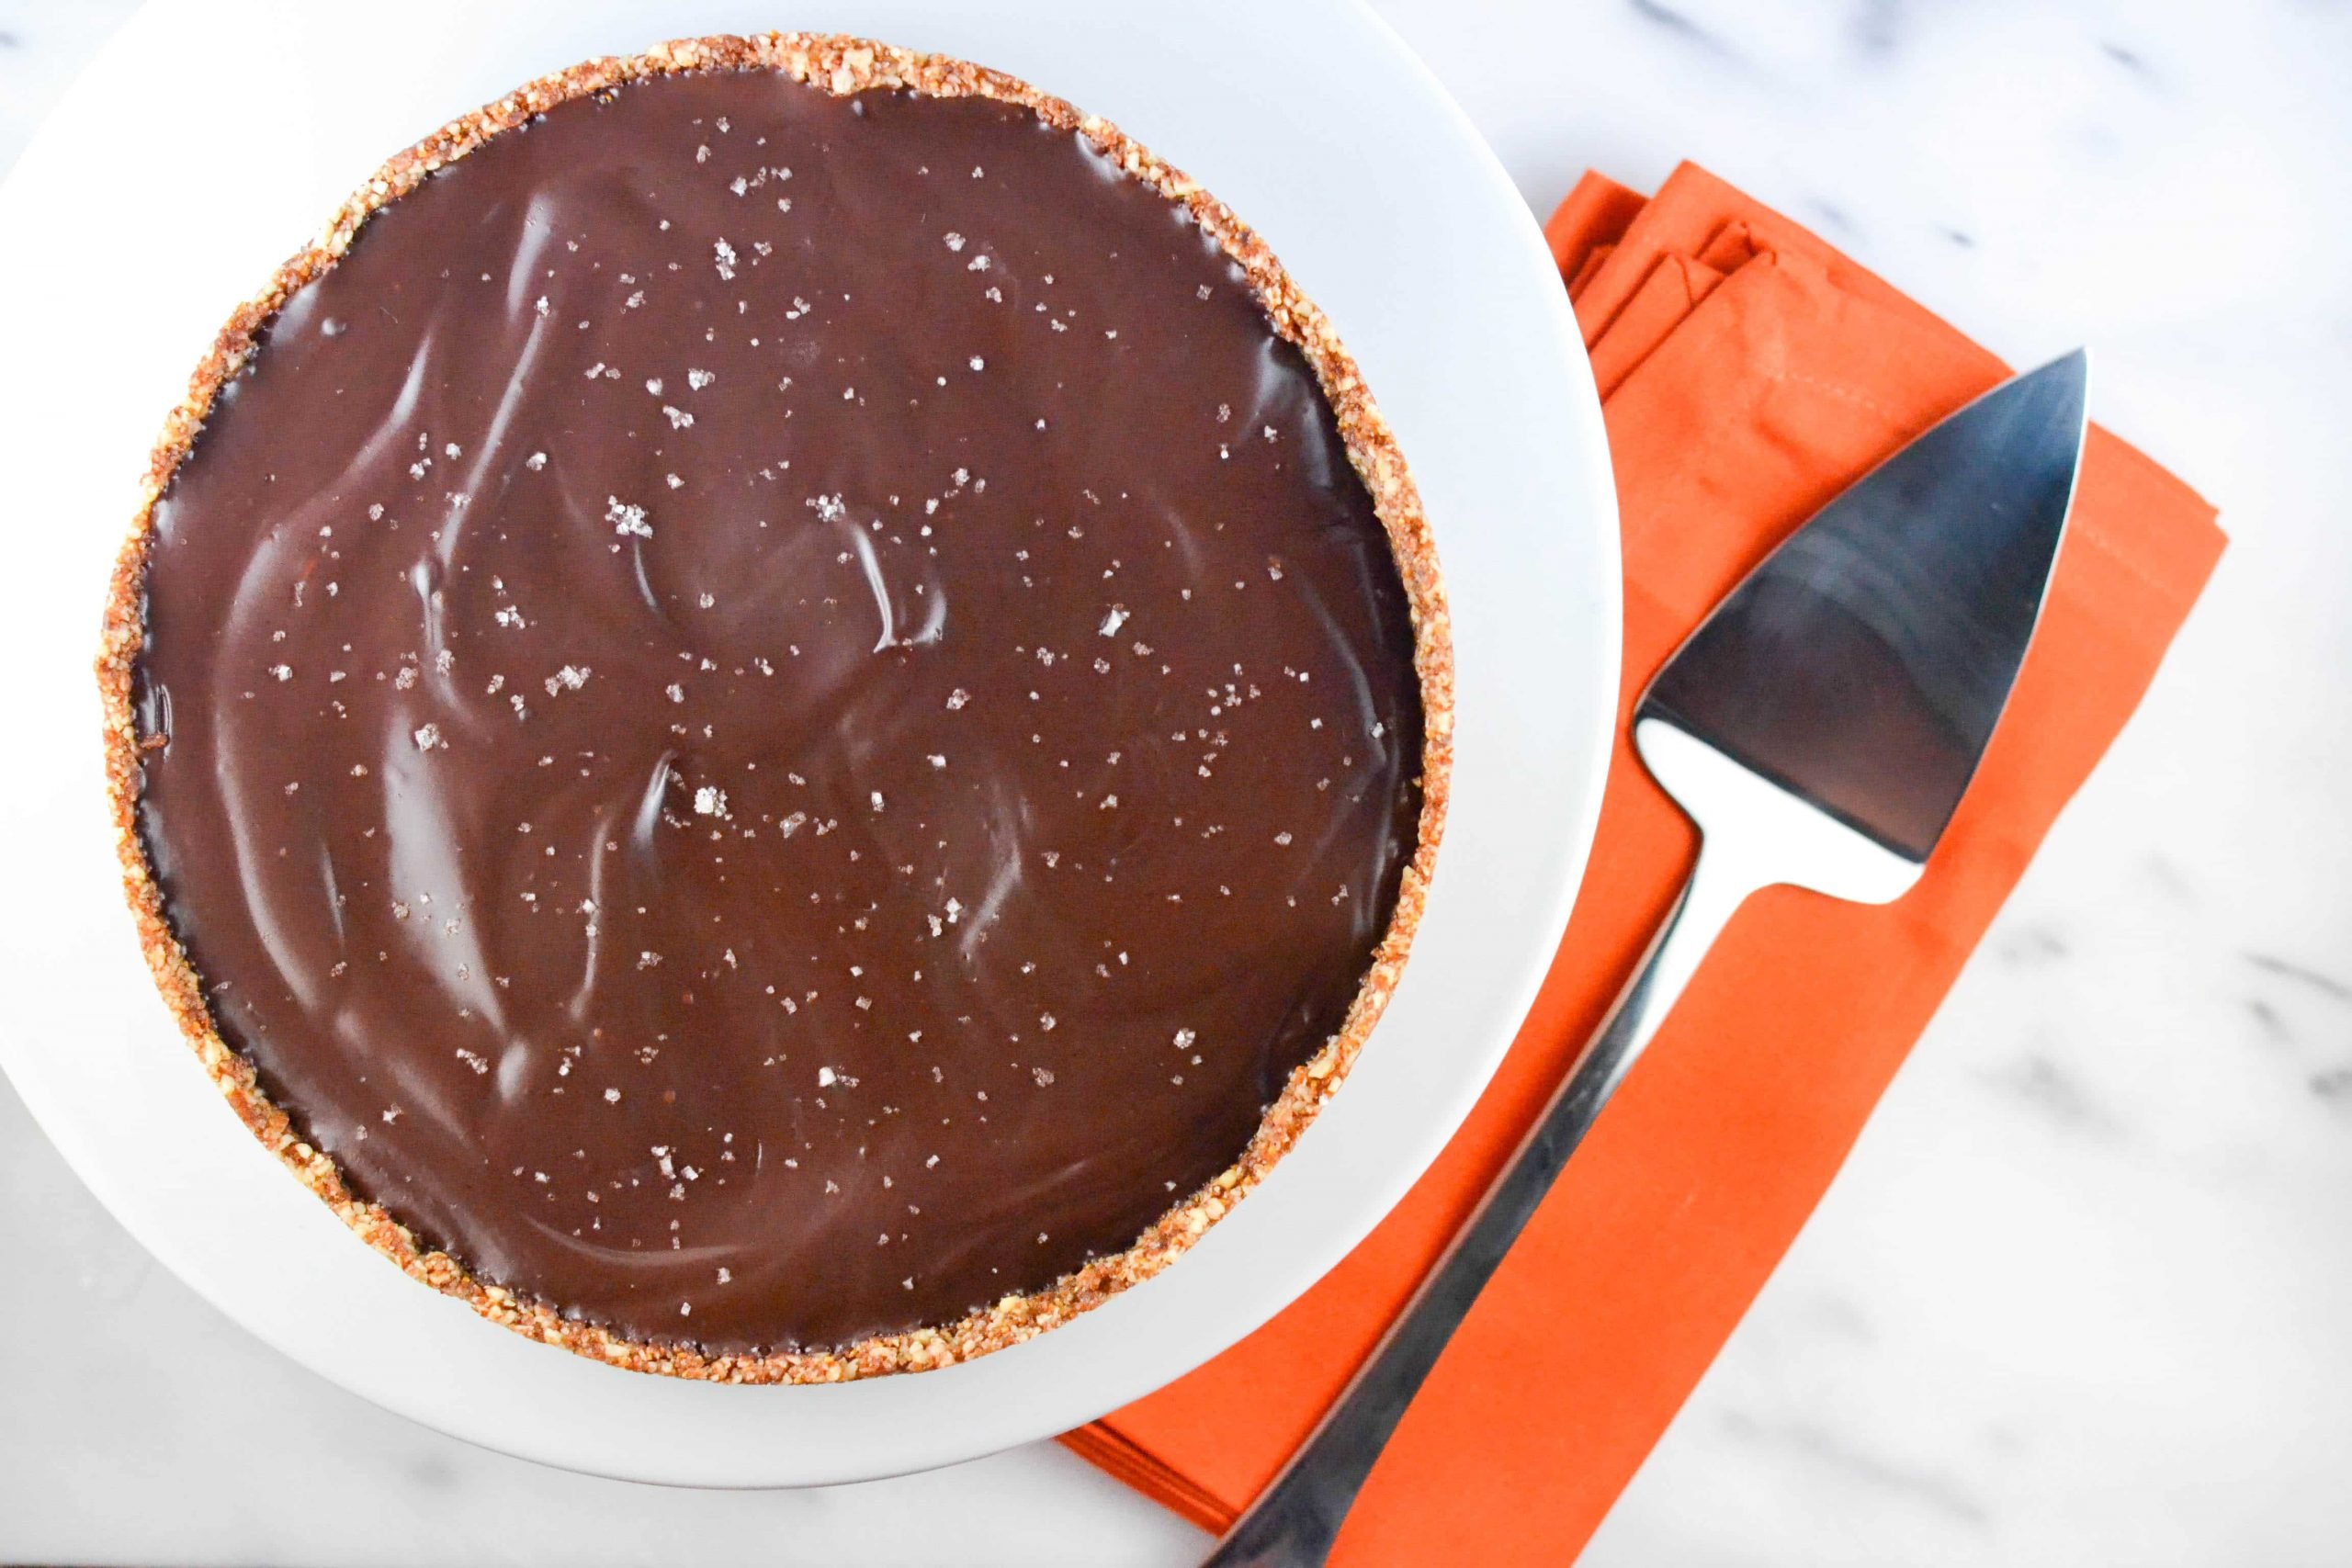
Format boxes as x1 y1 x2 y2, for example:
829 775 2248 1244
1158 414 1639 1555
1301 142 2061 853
2 0 2344 1561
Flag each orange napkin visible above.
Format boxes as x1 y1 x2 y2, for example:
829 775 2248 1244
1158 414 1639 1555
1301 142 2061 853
1063 163 2224 1562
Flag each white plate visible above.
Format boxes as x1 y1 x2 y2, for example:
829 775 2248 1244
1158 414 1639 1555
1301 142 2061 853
0 0 1617 1487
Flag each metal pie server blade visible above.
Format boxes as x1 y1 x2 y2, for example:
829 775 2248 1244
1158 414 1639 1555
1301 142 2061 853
1640 347 2090 862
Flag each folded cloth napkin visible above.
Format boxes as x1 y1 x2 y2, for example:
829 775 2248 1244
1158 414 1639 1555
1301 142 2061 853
1062 163 2225 1563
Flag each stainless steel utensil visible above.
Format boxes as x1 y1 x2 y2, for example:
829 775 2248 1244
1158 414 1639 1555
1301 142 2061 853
1204 350 2091 1567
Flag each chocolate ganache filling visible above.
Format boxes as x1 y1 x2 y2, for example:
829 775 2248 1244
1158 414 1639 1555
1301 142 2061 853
132 69 1425 1353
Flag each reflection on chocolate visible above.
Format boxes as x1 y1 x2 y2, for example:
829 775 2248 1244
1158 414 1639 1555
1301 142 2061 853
133 69 1423 1354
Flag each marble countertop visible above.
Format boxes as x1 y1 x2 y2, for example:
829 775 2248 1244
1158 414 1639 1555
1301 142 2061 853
5 0 2345 1562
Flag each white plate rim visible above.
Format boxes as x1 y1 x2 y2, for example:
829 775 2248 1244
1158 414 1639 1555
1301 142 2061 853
0 0 1619 1487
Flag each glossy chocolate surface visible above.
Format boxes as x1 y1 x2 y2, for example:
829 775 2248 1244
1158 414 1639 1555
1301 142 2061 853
135 70 1423 1352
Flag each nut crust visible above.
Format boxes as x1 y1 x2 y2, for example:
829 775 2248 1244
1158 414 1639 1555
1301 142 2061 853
96 33 1453 1383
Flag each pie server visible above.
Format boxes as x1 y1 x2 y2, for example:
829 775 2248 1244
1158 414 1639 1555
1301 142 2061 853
1206 349 2092 1566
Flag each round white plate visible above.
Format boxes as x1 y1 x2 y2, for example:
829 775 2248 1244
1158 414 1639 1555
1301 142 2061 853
0 0 1617 1487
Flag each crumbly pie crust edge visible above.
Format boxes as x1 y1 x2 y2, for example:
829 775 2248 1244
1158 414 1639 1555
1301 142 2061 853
95 32 1455 1384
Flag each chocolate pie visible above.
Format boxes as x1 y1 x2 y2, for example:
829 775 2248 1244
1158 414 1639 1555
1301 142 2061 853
98 35 1449 1381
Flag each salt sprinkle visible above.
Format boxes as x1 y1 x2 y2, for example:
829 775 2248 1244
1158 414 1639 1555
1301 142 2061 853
607 496 652 537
